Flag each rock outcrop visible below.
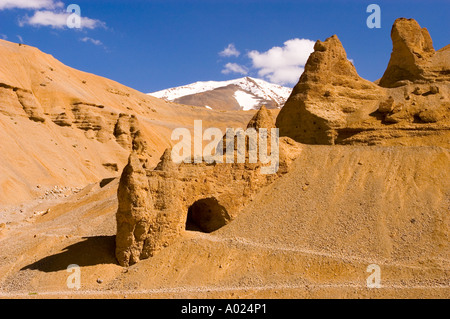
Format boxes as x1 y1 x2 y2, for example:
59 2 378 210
115 107 302 266
116 18 449 267
276 35 385 145
276 18 450 147
247 105 275 129
115 130 154 266
379 18 450 88
114 113 140 149
0 38 253 205
0 76 144 148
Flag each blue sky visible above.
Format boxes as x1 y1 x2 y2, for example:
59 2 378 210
0 0 449 92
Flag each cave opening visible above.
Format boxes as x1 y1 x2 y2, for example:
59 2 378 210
185 197 231 233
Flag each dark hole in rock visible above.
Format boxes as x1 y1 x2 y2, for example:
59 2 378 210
185 197 231 233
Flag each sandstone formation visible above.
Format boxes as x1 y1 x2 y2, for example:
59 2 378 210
113 114 140 149
0 17 448 299
276 35 385 144
0 39 253 205
115 108 302 266
247 105 275 129
2 142 447 298
379 18 450 88
116 131 154 266
276 18 449 147
115 18 450 267
219 105 276 158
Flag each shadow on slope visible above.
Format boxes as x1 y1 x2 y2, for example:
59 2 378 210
100 177 116 188
21 236 117 272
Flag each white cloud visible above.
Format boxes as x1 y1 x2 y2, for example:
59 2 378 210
219 43 240 58
221 63 248 75
0 34 7 40
17 35 23 43
19 10 105 29
80 37 103 46
248 38 315 86
0 0 63 10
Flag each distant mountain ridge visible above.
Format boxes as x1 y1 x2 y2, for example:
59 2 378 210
148 77 292 111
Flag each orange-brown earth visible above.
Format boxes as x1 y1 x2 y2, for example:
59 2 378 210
0 18 448 299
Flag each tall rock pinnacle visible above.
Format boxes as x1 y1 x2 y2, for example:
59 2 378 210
276 35 383 144
380 18 449 87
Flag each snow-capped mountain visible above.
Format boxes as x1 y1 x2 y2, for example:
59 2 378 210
148 77 292 111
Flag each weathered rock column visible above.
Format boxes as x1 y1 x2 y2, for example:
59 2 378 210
115 131 154 267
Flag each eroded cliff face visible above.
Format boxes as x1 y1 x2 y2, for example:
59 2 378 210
276 35 385 145
115 136 154 266
379 18 450 88
276 18 449 147
115 109 302 267
0 39 254 205
115 18 449 267
0 82 144 148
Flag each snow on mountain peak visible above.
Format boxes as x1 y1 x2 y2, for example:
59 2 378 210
148 77 292 111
